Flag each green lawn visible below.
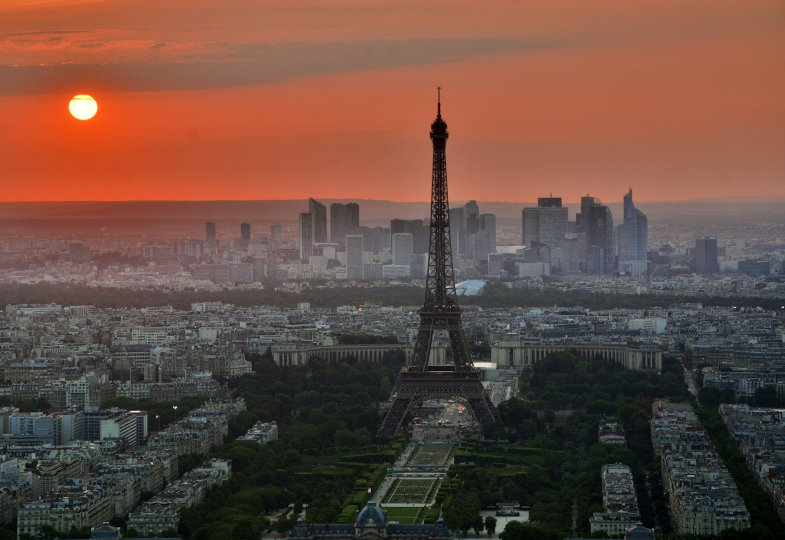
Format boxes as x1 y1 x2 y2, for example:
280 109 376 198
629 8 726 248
408 444 453 466
384 506 424 524
384 478 438 504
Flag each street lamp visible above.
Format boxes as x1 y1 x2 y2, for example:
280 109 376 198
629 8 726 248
172 405 178 421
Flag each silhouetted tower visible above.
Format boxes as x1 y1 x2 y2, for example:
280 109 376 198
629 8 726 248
379 90 498 435
205 221 217 248
240 222 251 251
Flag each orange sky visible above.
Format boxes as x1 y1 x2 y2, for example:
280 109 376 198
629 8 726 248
1 0 784 203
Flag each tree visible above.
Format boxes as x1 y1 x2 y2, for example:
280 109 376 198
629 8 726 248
472 514 484 536
484 515 497 536
500 520 525 540
483 420 508 441
231 518 258 540
274 514 291 536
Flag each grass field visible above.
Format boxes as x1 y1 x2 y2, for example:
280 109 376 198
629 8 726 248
383 478 439 504
407 444 453 466
384 506 422 524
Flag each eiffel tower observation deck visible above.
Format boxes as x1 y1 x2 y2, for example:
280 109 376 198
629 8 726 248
378 91 499 435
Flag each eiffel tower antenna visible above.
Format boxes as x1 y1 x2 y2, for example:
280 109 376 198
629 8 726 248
378 91 499 435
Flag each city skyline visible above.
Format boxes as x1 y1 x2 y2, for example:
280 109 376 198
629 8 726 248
1 0 783 203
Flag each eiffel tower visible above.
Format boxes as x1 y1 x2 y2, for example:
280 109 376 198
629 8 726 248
378 90 499 435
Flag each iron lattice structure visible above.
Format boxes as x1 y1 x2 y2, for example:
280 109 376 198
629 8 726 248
378 93 499 435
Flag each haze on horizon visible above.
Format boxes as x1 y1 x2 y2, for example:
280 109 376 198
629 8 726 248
1 0 783 203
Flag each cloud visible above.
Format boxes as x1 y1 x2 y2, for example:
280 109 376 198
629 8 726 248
2 29 87 37
0 37 558 95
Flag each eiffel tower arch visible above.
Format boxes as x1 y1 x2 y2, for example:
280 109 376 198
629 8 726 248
378 91 499 435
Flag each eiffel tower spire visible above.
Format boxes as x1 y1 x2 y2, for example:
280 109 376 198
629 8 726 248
378 91 499 435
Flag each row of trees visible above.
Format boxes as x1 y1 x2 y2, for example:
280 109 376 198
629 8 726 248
2 282 784 312
699 385 785 408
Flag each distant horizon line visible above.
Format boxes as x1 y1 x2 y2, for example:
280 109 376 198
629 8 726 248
2 195 785 205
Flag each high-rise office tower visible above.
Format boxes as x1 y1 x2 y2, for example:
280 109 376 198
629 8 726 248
563 233 587 274
464 200 479 258
390 219 429 254
465 200 479 236
575 196 614 273
270 222 282 246
346 234 364 279
576 195 596 233
346 203 360 231
392 233 414 266
353 226 385 255
617 189 648 275
449 207 466 257
585 205 614 274
470 213 496 265
205 221 217 248
309 198 327 244
409 253 428 279
330 203 347 246
695 237 719 274
299 213 313 261
330 202 361 247
239 222 251 251
522 198 568 250
479 213 496 254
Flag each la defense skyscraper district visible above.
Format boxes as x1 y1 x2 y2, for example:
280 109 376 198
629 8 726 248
379 92 498 435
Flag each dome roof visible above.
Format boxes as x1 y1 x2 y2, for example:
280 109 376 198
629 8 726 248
456 279 486 296
356 502 387 528
625 522 654 540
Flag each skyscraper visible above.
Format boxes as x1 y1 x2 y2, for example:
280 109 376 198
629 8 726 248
346 234 364 279
465 200 479 236
299 213 313 261
270 222 282 246
390 219 429 254
464 200 479 257
330 203 347 246
392 233 414 266
576 196 614 273
474 213 497 264
522 198 568 255
695 237 719 274
239 222 251 251
309 198 327 244
617 189 648 275
449 207 466 257
330 202 360 247
585 206 614 274
346 202 360 231
479 214 496 253
205 221 217 248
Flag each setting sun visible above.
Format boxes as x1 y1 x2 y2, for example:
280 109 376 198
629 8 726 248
68 94 98 120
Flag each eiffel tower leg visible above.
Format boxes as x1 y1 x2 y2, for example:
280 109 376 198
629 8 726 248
410 325 434 371
379 396 413 435
468 394 499 430
447 326 471 370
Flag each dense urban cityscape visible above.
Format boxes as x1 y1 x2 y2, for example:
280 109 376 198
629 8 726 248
3 1 785 539
0 182 783 540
